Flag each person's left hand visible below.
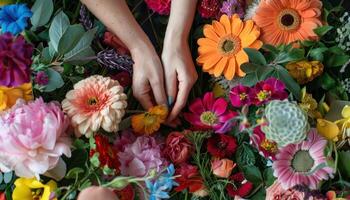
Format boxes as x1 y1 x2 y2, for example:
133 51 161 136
162 37 198 123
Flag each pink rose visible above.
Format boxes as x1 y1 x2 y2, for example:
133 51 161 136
164 131 193 165
211 158 236 178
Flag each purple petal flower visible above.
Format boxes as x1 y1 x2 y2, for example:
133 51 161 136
220 0 245 19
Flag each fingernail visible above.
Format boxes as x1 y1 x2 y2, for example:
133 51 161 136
167 96 174 107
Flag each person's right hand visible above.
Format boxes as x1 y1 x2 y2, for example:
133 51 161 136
77 186 118 200
130 44 167 109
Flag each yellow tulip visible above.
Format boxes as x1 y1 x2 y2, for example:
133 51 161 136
316 119 340 141
12 178 57 200
0 83 33 111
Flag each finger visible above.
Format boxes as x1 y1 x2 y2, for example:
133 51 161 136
133 81 154 110
150 78 167 106
167 81 192 122
164 72 178 107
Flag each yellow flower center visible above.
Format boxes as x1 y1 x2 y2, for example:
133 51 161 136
31 188 43 200
277 9 301 31
240 93 247 100
291 150 314 173
260 139 278 153
200 111 218 126
87 97 98 105
144 113 157 126
218 35 241 56
257 90 270 101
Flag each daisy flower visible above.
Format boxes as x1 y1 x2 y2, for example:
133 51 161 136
131 105 168 135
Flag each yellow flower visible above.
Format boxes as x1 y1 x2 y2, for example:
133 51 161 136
317 119 340 142
131 105 168 135
0 83 33 111
299 88 322 119
286 61 324 84
0 0 15 6
12 178 57 200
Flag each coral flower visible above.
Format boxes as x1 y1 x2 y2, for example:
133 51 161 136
197 14 262 80
184 92 237 133
252 0 323 45
273 129 334 189
12 178 57 200
211 158 236 178
131 105 168 135
0 82 32 111
62 75 127 137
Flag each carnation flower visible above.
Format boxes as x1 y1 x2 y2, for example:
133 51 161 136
273 129 335 189
207 134 237 158
164 131 193 165
198 0 221 19
144 0 171 15
250 126 278 160
184 92 237 133
0 4 32 35
118 136 165 177
131 105 168 135
230 84 252 107
62 75 127 137
211 158 236 178
220 0 245 18
0 33 33 87
226 172 253 198
0 98 71 179
175 164 206 194
0 83 32 111
251 78 288 105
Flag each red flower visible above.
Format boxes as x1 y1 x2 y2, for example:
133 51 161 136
110 71 132 88
0 192 5 200
197 0 221 19
103 32 129 55
175 164 206 193
251 126 278 160
164 131 193 165
207 134 237 158
144 0 171 15
226 172 253 198
114 184 135 200
90 134 120 173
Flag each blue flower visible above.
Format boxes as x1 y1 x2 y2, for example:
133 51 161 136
146 164 178 200
0 4 32 35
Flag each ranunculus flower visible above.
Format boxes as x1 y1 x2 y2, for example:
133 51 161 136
0 33 33 87
230 84 252 107
198 0 221 18
175 164 206 194
207 134 237 158
226 172 253 198
144 0 171 15
118 136 165 177
164 131 193 165
250 78 288 105
211 158 236 178
0 98 71 179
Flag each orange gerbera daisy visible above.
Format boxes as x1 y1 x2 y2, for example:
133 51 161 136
252 0 322 46
197 14 262 80
131 105 168 135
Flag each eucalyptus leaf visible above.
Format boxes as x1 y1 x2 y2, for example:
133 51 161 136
3 171 13 184
244 48 267 65
0 173 3 184
49 12 70 52
41 47 53 64
31 0 54 30
43 68 64 92
58 24 85 55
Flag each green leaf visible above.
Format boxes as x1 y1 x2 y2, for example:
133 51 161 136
319 73 336 90
301 40 316 47
0 173 3 184
250 188 266 200
30 0 54 30
58 24 86 55
328 46 345 55
242 165 263 184
239 63 263 86
244 48 267 65
326 54 350 67
3 172 13 184
64 28 97 64
73 139 89 149
314 25 333 37
263 168 275 187
236 144 256 166
43 68 64 92
339 151 350 178
41 47 53 64
49 12 70 52
309 47 328 61
275 48 304 64
90 153 100 168
65 167 84 179
79 180 92 191
275 65 301 100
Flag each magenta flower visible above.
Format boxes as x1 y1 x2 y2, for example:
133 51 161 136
250 78 288 105
230 84 252 107
250 126 278 160
184 92 237 133
35 71 49 86
220 0 245 19
0 98 71 179
0 33 33 87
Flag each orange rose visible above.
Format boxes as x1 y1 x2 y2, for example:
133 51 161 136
211 158 236 178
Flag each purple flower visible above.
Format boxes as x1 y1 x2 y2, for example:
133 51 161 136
229 84 252 107
35 71 49 86
0 33 33 87
220 0 245 19
251 78 288 105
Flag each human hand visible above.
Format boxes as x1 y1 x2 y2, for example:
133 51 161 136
77 186 118 200
131 44 167 109
162 37 198 122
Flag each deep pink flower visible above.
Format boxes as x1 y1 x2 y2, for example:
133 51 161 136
144 0 171 15
198 0 221 19
118 135 165 177
110 71 132 88
226 172 253 198
250 78 288 105
0 33 33 87
35 71 49 86
250 126 278 160
184 92 237 133
0 98 71 179
230 84 252 107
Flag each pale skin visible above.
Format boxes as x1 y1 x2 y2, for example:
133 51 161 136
81 0 198 123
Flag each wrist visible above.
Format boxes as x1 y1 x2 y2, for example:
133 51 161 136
164 28 188 46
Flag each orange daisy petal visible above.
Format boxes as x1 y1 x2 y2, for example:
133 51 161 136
203 25 220 42
202 54 222 71
241 26 260 47
220 15 232 34
198 38 218 48
249 40 263 49
224 57 237 80
213 21 226 37
239 20 254 38
235 50 249 67
213 57 228 77
198 46 217 55
301 20 319 37
231 16 244 36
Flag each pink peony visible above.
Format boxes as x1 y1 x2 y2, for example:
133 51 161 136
118 135 165 177
0 98 71 179
144 0 171 15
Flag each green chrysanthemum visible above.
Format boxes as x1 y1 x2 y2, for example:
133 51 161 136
262 100 309 147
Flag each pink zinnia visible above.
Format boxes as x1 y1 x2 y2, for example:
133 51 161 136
0 33 33 87
229 84 252 107
273 129 334 189
184 92 237 133
118 135 165 177
144 0 171 15
0 98 71 179
250 77 288 105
